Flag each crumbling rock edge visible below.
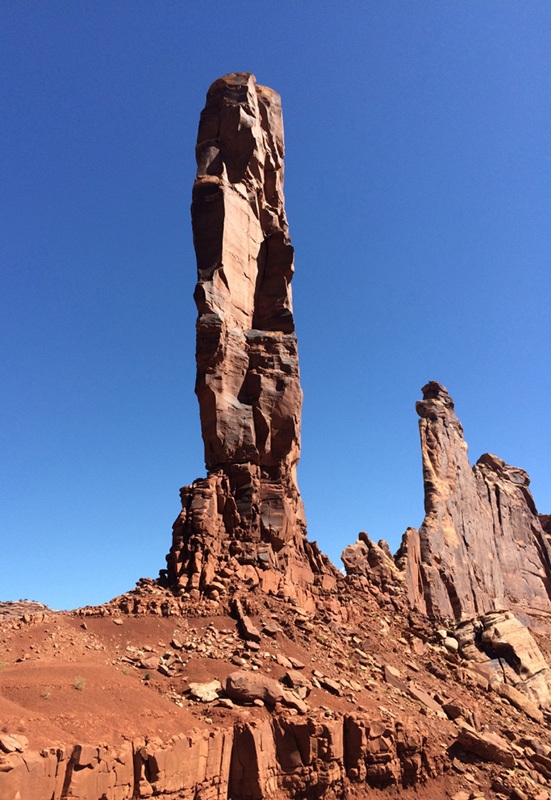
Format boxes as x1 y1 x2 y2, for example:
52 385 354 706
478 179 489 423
0 712 435 800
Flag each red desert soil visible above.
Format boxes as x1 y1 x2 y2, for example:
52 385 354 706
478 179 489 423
3 592 551 800
0 600 439 750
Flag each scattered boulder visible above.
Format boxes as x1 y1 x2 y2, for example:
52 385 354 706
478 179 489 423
319 677 342 696
233 598 262 644
282 670 311 698
262 620 281 637
456 726 516 767
493 682 544 723
188 680 222 703
224 670 307 714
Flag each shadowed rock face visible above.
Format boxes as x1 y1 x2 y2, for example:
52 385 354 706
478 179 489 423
402 381 551 623
164 74 336 607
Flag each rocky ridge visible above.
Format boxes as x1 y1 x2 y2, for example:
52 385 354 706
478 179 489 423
399 381 551 626
1 74 550 800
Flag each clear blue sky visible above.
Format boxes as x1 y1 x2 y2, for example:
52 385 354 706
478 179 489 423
2 2 550 610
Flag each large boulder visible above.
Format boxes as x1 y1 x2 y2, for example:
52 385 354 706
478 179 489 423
224 670 308 714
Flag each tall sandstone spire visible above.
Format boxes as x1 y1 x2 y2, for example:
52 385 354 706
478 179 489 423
164 74 335 609
402 381 551 625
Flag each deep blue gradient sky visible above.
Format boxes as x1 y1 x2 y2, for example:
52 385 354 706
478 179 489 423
2 2 550 610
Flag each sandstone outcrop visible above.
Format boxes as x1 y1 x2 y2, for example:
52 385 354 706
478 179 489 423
162 73 337 610
342 532 404 595
0 600 51 620
454 610 551 709
0 712 433 800
401 381 551 624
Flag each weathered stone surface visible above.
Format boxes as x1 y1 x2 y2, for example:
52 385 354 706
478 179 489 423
0 712 422 799
456 726 515 767
493 681 544 723
0 748 66 800
135 729 232 799
163 72 338 608
188 679 222 703
224 669 308 714
479 611 551 708
342 532 405 595
343 716 427 788
479 611 547 680
403 381 551 623
452 610 551 711
229 718 279 799
0 743 135 800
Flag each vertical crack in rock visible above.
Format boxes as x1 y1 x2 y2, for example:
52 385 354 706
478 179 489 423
403 381 551 624
163 73 336 609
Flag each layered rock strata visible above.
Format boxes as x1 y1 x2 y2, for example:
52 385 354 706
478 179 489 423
402 381 551 623
163 73 337 608
0 712 432 800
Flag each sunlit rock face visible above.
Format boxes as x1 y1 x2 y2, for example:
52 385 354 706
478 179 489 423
403 381 551 624
164 74 337 608
192 73 301 482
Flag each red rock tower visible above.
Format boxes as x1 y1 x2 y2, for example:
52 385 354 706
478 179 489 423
402 381 551 624
164 74 335 608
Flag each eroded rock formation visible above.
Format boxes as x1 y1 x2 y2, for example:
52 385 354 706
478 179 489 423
0 712 433 800
401 381 551 624
342 531 407 602
5 73 551 800
163 73 337 609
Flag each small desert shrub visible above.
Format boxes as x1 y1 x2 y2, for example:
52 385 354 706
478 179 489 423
74 675 86 691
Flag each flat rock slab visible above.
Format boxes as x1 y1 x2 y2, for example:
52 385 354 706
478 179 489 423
0 734 28 754
407 682 447 718
494 681 544 723
457 727 515 768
